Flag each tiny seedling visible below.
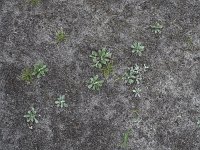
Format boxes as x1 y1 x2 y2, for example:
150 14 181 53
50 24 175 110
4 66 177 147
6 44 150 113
132 110 141 123
197 120 200 127
90 48 112 69
131 42 144 56
132 88 141 97
28 0 41 6
120 129 131 148
32 62 48 78
101 62 113 79
24 107 38 124
88 75 104 90
122 64 142 85
151 22 163 34
56 28 66 43
21 68 33 84
55 95 68 108
185 36 195 50
113 74 123 82
143 64 149 72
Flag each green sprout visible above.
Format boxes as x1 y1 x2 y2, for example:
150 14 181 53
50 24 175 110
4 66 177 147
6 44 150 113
88 75 104 91
122 64 142 85
32 62 48 78
131 42 144 56
90 48 112 69
29 0 41 6
21 68 33 84
56 28 66 43
55 95 68 108
151 22 163 34
120 129 131 148
185 36 196 51
101 62 113 79
24 107 38 124
132 88 141 97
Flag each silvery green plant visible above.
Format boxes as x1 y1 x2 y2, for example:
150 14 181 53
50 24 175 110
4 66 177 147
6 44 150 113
88 75 104 90
132 88 141 97
143 64 149 72
122 64 142 85
151 22 163 34
32 62 48 78
90 48 112 69
55 95 68 108
131 42 144 56
24 107 38 124
197 119 200 127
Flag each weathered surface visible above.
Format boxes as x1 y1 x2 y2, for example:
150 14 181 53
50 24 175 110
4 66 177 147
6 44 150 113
0 0 200 149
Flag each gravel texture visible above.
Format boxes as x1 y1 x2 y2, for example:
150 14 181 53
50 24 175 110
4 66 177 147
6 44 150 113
0 0 200 149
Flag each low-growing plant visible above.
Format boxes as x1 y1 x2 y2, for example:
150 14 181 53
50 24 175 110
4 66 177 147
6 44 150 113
122 64 142 85
32 62 48 78
88 75 104 90
21 68 33 84
120 129 131 148
132 88 141 97
56 28 66 43
29 0 41 6
101 62 113 79
131 42 144 56
24 107 38 124
151 22 163 34
90 48 112 69
55 95 68 108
